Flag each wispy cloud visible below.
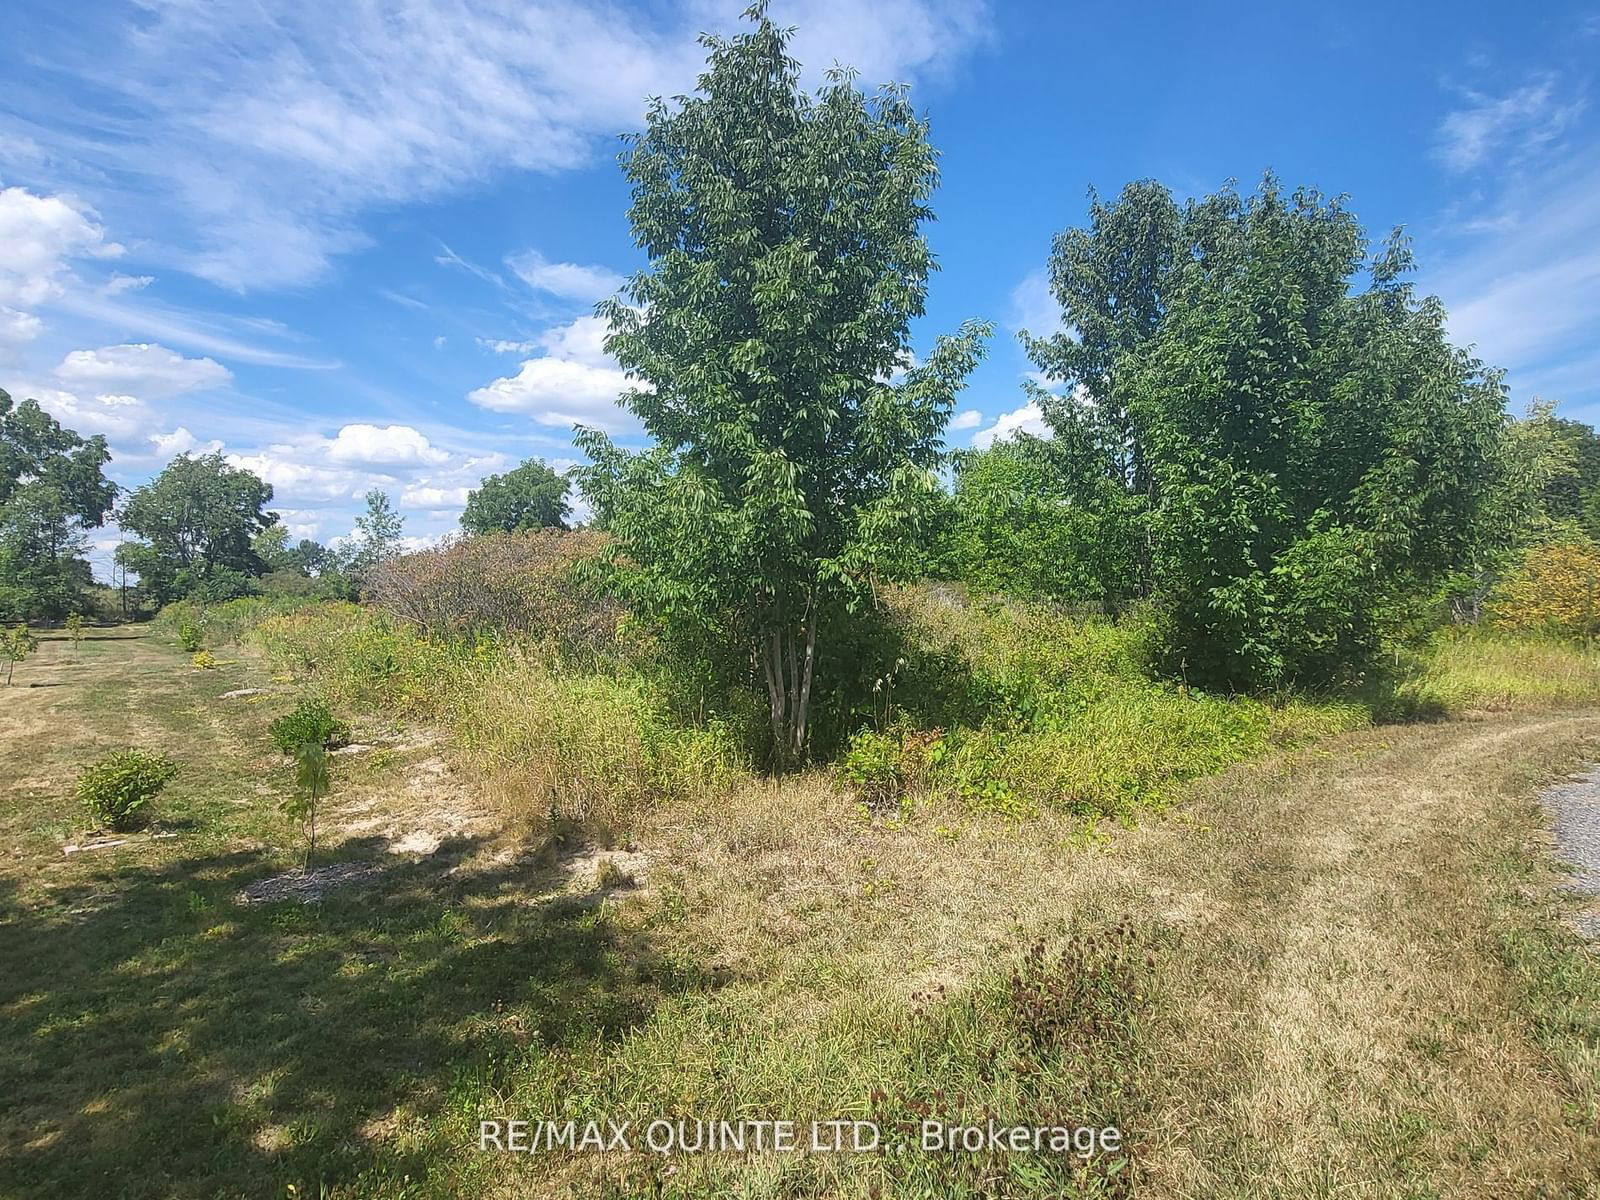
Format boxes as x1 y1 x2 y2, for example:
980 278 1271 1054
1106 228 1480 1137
1 0 991 292
1428 145 1600 412
507 250 624 303
1007 267 1063 340
1433 75 1586 173
52 291 340 370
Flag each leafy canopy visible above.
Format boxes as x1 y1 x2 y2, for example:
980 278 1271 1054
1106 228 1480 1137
0 389 117 621
461 458 571 534
1029 177 1507 688
116 452 276 605
577 4 987 760
345 489 404 581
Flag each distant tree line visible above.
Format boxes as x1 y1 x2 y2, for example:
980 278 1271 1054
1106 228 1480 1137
0 388 575 621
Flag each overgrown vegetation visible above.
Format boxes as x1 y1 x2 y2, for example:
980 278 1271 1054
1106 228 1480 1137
5 8 1600 1198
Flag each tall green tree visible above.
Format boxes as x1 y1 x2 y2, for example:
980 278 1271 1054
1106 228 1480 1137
116 453 276 604
1030 177 1507 687
1535 412 1600 537
461 459 570 533
0 390 117 621
578 6 988 763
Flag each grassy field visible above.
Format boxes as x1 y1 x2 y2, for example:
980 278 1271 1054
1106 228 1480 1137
3 624 1600 1198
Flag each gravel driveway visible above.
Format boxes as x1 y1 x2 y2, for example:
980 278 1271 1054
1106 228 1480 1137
1542 764 1600 936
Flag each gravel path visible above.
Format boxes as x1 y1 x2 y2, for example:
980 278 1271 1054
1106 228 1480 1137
1542 764 1600 936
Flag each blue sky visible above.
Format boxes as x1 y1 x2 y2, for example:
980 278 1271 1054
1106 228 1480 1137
2 0 1597 568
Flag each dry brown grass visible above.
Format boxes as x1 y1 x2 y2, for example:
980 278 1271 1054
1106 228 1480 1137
530 713 1600 1197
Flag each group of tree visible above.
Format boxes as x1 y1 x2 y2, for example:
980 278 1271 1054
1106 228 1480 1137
1 387 576 618
113 465 415 607
936 177 1518 688
574 4 1589 762
6 6 1590 763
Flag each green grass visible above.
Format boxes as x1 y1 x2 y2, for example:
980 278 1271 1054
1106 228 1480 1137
0 628 676 1199
1386 628 1600 715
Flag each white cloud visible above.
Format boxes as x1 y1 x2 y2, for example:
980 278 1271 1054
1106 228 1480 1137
325 423 450 468
971 400 1049 449
467 313 636 430
33 387 156 442
1008 268 1063 339
0 186 121 309
54 343 232 398
535 313 612 364
103 273 153 295
508 250 625 303
948 409 982 431
1434 76 1585 173
149 427 223 458
478 337 538 354
2 1 990 290
401 484 472 508
0 307 44 350
225 449 363 502
468 357 636 430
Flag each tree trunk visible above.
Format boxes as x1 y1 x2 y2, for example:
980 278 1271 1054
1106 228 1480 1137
757 591 818 769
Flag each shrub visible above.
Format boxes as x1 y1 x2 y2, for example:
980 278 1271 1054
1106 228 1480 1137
281 742 332 871
366 530 623 658
839 729 902 810
1491 540 1600 638
268 697 351 754
839 726 947 812
175 616 205 653
191 650 218 670
76 750 179 830
2 623 38 686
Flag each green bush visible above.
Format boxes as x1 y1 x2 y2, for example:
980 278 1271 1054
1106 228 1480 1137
268 697 351 754
839 729 903 810
76 750 179 831
175 616 205 653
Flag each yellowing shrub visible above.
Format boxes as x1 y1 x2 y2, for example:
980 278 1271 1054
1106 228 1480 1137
1492 541 1600 638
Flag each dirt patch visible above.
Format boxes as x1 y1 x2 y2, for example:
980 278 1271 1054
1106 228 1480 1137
559 846 654 890
236 861 383 905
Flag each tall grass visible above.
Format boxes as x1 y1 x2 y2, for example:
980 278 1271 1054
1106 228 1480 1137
1385 628 1600 715
237 601 748 835
174 574 1600 839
